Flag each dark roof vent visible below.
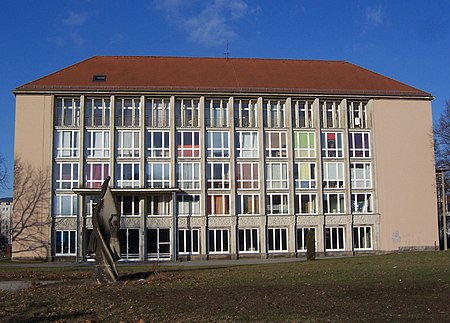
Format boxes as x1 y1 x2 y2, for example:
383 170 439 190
92 74 107 82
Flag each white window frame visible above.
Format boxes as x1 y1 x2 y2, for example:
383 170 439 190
267 228 288 252
177 194 200 216
348 101 369 129
117 130 140 158
238 228 259 253
178 229 200 255
236 131 258 158
208 229 229 254
294 162 316 189
207 194 230 216
353 226 373 250
323 162 345 189
176 98 199 128
349 132 371 158
177 131 200 158
294 131 316 158
325 226 345 251
55 97 80 127
295 193 317 215
146 131 170 157
265 100 286 128
266 162 288 189
147 195 171 216
296 227 316 251
206 131 229 158
55 230 77 256
120 228 140 260
115 98 141 127
53 194 78 217
119 195 140 216
321 100 342 128
266 193 289 215
116 162 140 188
293 100 314 128
321 132 343 158
237 194 260 215
236 162 259 189
146 162 170 188
85 162 110 189
205 98 229 127
86 130 110 158
177 162 200 189
207 162 230 189
55 162 79 190
55 130 79 158
234 99 258 128
145 98 170 128
350 162 372 189
351 193 373 213
85 97 111 127
265 131 288 158
323 193 346 214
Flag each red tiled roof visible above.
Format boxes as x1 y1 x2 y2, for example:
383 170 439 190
14 56 431 97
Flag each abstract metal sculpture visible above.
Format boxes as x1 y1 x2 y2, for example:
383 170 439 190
88 177 121 283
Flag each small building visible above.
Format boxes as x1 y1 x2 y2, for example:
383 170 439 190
12 56 438 261
0 197 13 247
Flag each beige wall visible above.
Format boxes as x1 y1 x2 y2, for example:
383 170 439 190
373 99 438 251
12 95 53 260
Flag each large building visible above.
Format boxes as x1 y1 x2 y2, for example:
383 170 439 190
12 56 438 261
0 197 12 247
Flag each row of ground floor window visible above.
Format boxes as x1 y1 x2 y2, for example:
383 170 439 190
55 226 373 260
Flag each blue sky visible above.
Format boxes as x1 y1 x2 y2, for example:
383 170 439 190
1 0 449 197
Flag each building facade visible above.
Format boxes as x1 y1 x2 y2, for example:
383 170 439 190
0 198 12 248
12 56 438 261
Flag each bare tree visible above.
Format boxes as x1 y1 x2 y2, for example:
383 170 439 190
0 153 7 191
11 158 51 259
434 100 450 170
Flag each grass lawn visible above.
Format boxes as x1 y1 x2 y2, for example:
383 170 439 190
1 251 450 322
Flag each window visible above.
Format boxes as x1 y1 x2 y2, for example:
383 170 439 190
350 163 372 188
55 162 78 190
266 194 289 215
351 193 373 213
205 98 229 127
208 229 229 253
237 194 260 215
265 132 288 158
85 163 109 188
238 228 259 253
323 162 345 189
266 163 288 189
206 131 229 157
295 194 317 214
145 98 170 128
294 132 316 158
292 100 314 128
207 194 230 215
55 130 79 158
178 229 200 254
349 132 371 158
53 194 78 217
55 230 76 255
264 100 286 128
267 228 288 252
236 131 258 158
117 131 140 158
323 193 345 214
177 162 200 189
86 130 110 158
325 227 345 251
234 99 257 127
84 195 99 217
116 162 140 188
115 98 140 127
321 132 343 158
146 162 170 188
120 228 140 260
147 195 171 216
177 131 200 158
296 227 316 251
321 100 342 128
236 163 259 189
348 101 369 129
55 98 80 127
176 98 199 127
294 162 316 189
146 131 170 157
177 194 200 216
353 226 372 250
207 162 230 189
85 98 110 127
119 195 140 216
147 228 171 259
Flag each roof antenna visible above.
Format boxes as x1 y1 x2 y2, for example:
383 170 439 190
224 40 231 59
